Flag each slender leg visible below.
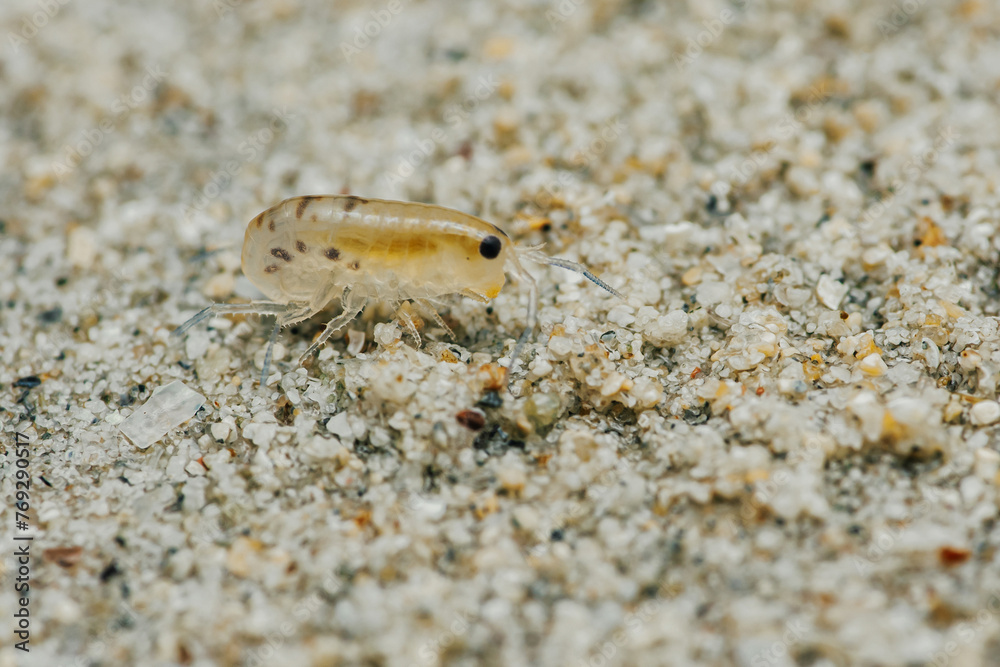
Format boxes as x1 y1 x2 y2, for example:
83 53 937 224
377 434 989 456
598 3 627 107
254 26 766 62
460 289 491 303
259 303 317 385
172 301 294 338
396 304 422 346
258 279 345 384
298 291 368 364
174 300 317 386
259 316 282 386
415 298 456 340
506 267 538 384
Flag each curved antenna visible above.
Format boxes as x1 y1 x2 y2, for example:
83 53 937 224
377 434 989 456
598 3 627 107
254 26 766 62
517 246 626 300
503 245 625 389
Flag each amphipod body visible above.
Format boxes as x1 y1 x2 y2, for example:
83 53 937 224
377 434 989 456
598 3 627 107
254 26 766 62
174 195 624 386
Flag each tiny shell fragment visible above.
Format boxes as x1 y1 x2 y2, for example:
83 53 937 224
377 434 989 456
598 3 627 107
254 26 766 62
816 275 848 309
970 400 1000 426
120 381 205 449
456 409 486 431
43 545 84 568
858 353 888 376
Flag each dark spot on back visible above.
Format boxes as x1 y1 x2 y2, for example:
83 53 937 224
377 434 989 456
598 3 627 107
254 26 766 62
296 196 319 219
254 213 264 229
350 261 360 270
271 247 292 262
324 247 341 261
268 219 276 232
264 264 279 274
343 196 369 212
479 235 502 260
296 241 308 253
295 199 309 219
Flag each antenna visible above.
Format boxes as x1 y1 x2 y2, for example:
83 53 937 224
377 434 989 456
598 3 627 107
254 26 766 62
503 245 626 387
517 246 626 300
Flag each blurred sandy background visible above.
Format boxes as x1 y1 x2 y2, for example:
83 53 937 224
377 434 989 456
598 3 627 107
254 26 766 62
3 0 1000 665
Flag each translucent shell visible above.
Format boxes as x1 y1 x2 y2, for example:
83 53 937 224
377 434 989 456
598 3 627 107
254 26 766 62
174 195 625 387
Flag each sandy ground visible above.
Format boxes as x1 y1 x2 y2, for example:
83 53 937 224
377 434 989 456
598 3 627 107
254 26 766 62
3 0 1000 665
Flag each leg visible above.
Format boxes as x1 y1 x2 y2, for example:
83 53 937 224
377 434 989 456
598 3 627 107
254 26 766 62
506 265 538 386
259 279 345 384
172 301 295 338
415 299 456 340
460 288 491 303
174 300 315 386
395 302 422 346
259 316 282 386
298 290 368 365
257 302 318 385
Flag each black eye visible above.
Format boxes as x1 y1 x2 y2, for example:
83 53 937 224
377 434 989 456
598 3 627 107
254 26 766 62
479 235 502 259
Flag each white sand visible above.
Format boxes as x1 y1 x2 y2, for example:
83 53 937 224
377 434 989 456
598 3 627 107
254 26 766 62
3 1 1000 665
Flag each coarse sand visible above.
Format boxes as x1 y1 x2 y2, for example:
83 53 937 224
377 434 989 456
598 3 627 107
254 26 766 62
3 1 1000 665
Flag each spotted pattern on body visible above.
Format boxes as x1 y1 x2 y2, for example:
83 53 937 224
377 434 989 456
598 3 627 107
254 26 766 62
271 247 292 262
295 241 308 253
295 196 319 219
344 196 368 212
